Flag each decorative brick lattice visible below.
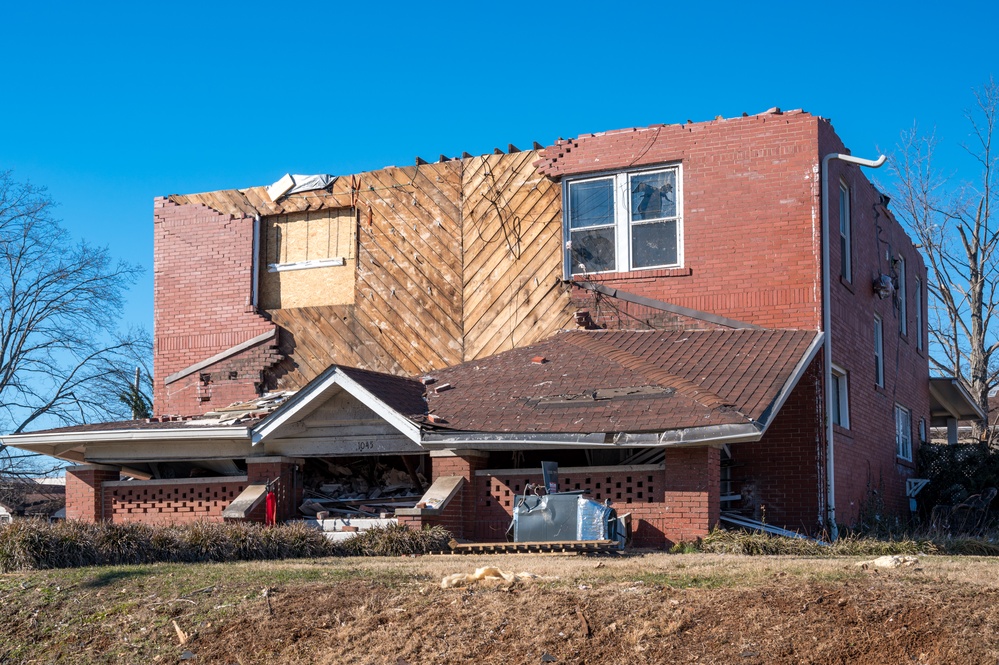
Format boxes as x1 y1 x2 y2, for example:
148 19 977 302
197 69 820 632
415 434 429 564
108 478 247 524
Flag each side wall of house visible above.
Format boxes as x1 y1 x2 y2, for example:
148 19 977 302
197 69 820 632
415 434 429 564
729 358 825 532
820 123 931 524
153 198 281 415
538 111 823 330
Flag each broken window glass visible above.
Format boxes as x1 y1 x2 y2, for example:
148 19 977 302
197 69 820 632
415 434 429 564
630 171 676 221
570 226 616 274
563 165 681 275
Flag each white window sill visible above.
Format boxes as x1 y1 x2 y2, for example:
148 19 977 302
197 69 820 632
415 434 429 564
267 257 346 273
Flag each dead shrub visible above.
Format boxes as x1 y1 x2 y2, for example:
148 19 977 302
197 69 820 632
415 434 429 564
0 520 454 571
338 524 451 557
677 527 999 556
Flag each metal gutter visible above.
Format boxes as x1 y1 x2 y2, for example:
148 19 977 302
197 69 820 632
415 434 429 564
0 426 251 447
720 512 817 541
421 422 763 450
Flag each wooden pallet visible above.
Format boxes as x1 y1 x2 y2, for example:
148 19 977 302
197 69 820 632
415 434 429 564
446 540 621 555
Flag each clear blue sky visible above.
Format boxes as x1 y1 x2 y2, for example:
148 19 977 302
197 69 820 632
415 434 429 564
1 1 995 334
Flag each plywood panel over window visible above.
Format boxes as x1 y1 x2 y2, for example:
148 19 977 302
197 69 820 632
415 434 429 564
259 209 357 309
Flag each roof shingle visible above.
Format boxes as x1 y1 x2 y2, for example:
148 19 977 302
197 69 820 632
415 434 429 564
424 329 818 434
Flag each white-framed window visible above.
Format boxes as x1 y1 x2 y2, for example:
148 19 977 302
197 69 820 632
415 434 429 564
839 181 851 282
895 404 912 461
831 365 850 429
874 314 884 387
897 256 907 335
565 165 682 275
915 277 923 351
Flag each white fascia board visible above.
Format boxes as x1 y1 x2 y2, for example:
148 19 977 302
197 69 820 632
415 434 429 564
252 365 342 443
0 427 251 448
755 331 825 437
252 367 421 445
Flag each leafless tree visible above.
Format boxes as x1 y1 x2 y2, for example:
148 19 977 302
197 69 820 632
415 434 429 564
0 171 150 475
887 79 999 441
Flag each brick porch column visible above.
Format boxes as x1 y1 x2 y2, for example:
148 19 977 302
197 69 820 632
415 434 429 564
65 464 121 522
429 450 489 540
662 446 721 542
246 456 304 523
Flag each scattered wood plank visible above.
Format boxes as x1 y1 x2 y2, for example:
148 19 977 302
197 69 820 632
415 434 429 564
447 540 620 555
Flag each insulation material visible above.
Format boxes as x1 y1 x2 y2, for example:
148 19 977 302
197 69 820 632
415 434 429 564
576 498 615 541
440 567 538 589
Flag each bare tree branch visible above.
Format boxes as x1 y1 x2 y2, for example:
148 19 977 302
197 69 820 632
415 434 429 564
0 171 152 477
886 79 999 440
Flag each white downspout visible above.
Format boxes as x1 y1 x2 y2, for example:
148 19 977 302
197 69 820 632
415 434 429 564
821 152 886 541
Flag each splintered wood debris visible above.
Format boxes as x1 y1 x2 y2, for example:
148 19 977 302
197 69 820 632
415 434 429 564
299 462 426 517
183 392 296 426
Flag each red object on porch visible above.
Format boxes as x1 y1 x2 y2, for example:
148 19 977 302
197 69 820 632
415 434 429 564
265 490 277 525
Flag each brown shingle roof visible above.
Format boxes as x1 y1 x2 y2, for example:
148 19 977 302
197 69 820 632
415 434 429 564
424 329 817 434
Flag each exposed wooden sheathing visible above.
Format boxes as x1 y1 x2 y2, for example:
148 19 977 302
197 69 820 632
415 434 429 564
461 152 573 360
169 151 574 389
353 162 465 375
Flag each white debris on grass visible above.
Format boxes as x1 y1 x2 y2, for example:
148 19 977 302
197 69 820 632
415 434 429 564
855 555 920 569
441 567 539 589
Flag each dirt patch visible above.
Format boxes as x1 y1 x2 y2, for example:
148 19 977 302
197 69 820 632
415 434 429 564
2 554 998 664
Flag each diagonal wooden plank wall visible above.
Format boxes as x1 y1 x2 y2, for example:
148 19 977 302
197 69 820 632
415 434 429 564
183 151 574 390
461 152 574 361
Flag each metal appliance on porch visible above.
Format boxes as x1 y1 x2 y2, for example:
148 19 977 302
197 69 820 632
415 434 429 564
508 462 629 548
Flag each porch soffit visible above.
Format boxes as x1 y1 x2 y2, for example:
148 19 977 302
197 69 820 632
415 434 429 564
929 377 985 425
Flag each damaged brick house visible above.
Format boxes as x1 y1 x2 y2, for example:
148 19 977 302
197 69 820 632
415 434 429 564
3 109 981 547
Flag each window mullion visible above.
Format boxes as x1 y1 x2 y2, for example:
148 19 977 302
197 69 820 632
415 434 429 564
616 174 629 272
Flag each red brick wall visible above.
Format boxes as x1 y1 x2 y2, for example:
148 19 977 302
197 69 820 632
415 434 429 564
153 198 281 415
65 465 121 522
428 452 489 539
106 477 248 525
540 111 823 330
663 447 721 543
731 358 825 533
820 123 930 525
246 458 304 523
